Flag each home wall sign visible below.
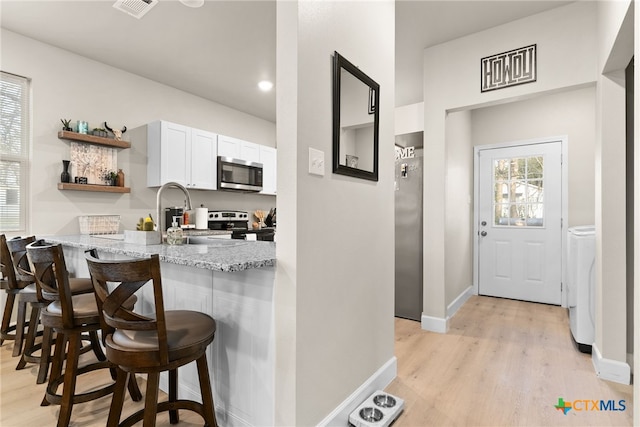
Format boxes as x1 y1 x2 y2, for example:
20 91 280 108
481 44 536 92
395 146 415 160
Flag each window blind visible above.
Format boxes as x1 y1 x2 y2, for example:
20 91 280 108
0 72 30 232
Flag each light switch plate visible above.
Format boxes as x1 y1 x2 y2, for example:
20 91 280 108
309 147 325 176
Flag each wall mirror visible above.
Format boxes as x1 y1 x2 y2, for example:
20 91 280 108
332 51 380 181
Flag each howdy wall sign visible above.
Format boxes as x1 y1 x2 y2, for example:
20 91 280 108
481 44 536 92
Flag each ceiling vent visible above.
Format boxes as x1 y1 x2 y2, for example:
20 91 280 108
113 0 158 19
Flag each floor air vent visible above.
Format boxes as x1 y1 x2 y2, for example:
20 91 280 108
113 0 158 19
349 391 404 427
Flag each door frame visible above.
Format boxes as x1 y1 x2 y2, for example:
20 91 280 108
472 136 569 307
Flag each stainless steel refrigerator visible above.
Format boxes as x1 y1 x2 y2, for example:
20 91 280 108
395 132 423 321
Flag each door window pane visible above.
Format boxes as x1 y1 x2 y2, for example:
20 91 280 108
493 155 544 227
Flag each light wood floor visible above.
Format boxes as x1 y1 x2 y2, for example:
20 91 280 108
0 295 633 426
386 295 633 426
0 338 205 426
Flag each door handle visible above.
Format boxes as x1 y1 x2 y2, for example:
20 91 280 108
480 231 487 237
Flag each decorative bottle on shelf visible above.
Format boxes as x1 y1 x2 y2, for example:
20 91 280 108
182 200 189 226
166 216 184 245
61 160 71 183
117 169 125 187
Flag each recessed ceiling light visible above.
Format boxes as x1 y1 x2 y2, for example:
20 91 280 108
258 80 274 92
179 0 204 8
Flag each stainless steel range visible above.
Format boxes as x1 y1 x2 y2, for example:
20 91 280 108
207 210 249 231
207 210 275 241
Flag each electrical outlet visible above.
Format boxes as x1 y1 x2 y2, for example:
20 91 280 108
309 147 325 176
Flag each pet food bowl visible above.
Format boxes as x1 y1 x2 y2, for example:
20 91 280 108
349 390 404 427
359 407 384 423
373 394 396 408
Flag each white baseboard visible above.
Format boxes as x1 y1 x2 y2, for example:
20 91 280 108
591 343 631 385
421 286 473 334
627 353 634 374
317 356 397 427
421 314 448 333
446 286 473 319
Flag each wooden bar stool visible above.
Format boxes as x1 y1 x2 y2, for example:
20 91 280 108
0 235 34 357
85 252 218 427
12 236 98 383
27 240 141 427
5 235 53 383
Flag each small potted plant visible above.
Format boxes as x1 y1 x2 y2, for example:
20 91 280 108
102 170 118 186
60 119 73 132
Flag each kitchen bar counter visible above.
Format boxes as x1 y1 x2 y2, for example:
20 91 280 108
45 234 276 272
47 233 276 426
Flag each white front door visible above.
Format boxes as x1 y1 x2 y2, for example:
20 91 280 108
477 141 562 305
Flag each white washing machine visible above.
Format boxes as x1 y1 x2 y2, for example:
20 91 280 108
566 225 595 353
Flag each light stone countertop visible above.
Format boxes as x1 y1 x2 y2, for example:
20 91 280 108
44 234 276 272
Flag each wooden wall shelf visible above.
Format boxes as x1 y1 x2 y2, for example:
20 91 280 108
58 131 131 149
58 183 131 193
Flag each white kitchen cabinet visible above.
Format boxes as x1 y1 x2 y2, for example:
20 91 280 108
216 134 241 159
217 134 260 164
259 145 277 195
190 128 218 189
147 120 217 190
240 141 260 163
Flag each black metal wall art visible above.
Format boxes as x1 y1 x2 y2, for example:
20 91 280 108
481 44 537 92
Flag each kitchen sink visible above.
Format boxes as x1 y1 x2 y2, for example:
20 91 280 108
185 236 247 247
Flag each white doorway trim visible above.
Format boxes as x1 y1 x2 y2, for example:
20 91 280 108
473 135 569 307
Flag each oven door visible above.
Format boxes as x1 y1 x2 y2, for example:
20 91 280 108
217 157 263 192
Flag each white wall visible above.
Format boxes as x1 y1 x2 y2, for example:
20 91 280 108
1 29 275 238
635 1 640 421
423 1 598 322
276 1 395 425
444 110 473 304
395 102 423 136
594 0 633 378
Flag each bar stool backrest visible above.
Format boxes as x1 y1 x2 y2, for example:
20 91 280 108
0 235 17 289
2 235 36 290
26 240 74 328
85 252 170 365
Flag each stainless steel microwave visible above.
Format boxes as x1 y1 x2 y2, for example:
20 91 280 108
217 156 263 192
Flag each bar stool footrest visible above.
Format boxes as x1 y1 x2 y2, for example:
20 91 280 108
0 320 33 341
44 360 115 406
119 399 210 427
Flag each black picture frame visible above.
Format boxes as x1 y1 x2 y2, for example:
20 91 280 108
332 51 380 182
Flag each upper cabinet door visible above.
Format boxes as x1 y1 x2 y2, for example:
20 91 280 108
240 141 260 164
259 146 277 195
147 121 217 189
217 135 260 164
148 120 189 187
190 129 217 190
217 135 242 159
160 121 191 187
